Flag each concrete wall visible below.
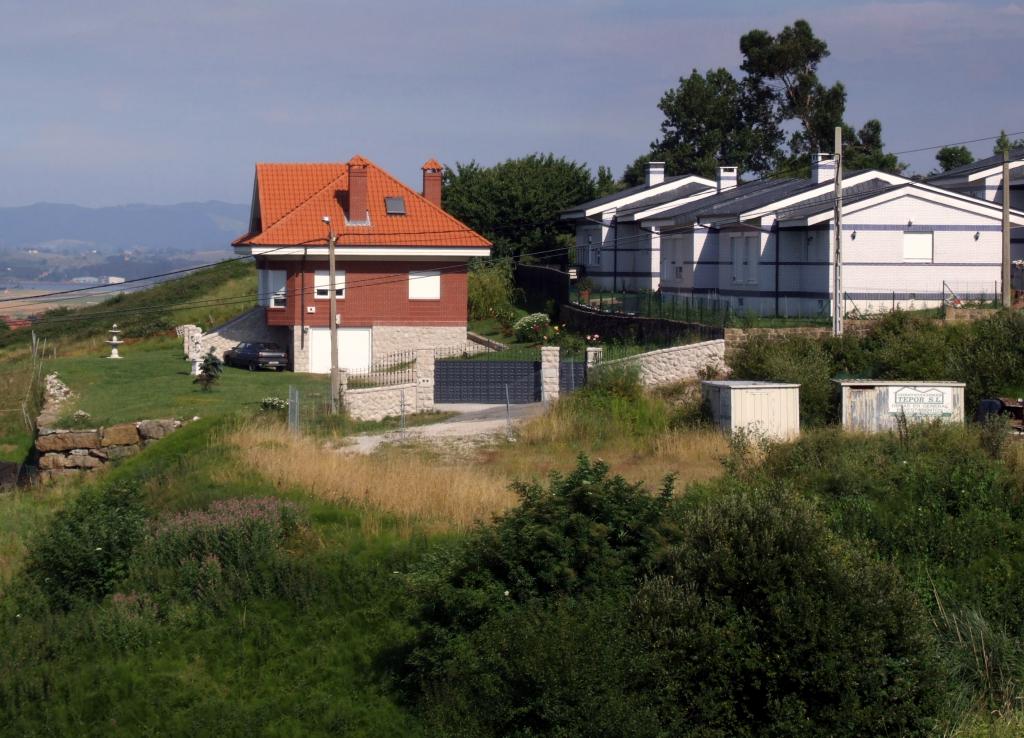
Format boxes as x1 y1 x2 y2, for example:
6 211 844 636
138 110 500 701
601 339 726 386
199 307 290 360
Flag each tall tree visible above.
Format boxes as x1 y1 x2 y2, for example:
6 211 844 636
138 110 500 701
843 119 905 173
994 130 1024 155
442 154 600 258
740 20 845 157
622 68 782 185
935 145 974 172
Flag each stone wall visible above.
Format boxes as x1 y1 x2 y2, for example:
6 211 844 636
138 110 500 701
723 323 874 360
35 419 181 483
541 346 560 402
601 339 726 387
370 325 467 360
199 307 290 361
344 383 418 422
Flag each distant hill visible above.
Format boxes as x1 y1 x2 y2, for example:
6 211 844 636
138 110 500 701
0 201 250 253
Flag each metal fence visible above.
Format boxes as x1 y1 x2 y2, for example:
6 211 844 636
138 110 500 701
347 349 417 389
574 289 734 327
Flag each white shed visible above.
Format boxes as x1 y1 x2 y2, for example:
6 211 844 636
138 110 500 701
701 380 801 440
835 380 966 433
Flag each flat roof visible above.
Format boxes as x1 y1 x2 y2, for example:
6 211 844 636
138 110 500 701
702 380 800 389
832 379 966 387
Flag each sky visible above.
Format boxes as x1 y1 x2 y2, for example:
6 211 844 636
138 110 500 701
1 0 1022 207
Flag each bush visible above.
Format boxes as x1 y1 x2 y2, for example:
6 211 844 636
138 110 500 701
632 488 943 737
404 457 674 687
132 497 300 609
404 460 943 737
729 334 836 426
512 312 551 342
467 260 521 321
26 483 147 608
551 364 670 444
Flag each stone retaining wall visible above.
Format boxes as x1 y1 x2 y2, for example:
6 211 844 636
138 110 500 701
35 419 181 483
601 339 726 386
343 383 418 422
198 307 290 361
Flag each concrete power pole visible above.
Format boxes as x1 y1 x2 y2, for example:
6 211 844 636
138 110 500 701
323 216 342 414
833 126 844 336
1003 147 1012 307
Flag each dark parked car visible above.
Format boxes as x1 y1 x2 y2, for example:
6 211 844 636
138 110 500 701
223 342 288 371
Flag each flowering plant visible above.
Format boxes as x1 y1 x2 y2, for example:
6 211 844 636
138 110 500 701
513 313 552 342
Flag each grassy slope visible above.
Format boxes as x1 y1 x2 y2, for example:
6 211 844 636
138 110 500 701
2 419 429 736
49 336 329 427
0 260 257 353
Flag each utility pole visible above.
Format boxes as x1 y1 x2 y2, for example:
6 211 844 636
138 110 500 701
322 216 341 414
832 126 844 336
1002 147 1012 308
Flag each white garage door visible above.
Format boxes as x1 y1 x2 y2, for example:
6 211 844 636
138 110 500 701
309 327 372 373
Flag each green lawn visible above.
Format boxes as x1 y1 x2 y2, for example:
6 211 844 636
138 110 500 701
49 337 330 427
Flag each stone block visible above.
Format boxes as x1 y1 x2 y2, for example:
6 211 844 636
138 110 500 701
101 423 140 447
138 419 177 440
105 445 140 460
38 453 66 470
89 448 109 460
64 454 103 469
36 430 100 453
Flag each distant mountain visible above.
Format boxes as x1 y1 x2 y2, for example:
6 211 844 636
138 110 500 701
0 201 250 253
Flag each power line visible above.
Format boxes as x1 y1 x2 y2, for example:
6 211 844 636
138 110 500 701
9 246 574 328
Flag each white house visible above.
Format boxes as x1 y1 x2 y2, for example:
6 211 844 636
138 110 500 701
560 162 716 292
630 155 1024 317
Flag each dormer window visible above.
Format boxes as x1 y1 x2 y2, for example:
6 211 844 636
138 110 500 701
385 196 406 215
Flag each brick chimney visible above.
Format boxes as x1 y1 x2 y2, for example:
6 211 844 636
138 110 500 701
645 161 665 187
812 153 836 184
717 166 738 193
422 159 443 209
347 155 369 223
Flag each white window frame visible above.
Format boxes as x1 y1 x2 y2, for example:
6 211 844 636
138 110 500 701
731 237 744 283
314 269 346 300
409 270 441 300
903 232 934 263
263 269 287 308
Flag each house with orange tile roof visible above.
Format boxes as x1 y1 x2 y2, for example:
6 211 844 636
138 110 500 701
232 156 491 372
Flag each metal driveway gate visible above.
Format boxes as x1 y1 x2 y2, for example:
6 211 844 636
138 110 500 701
434 359 541 403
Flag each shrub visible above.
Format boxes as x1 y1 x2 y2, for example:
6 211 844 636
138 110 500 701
551 364 671 444
193 348 222 391
513 312 551 342
632 488 943 737
405 461 943 737
26 483 147 608
729 334 836 426
467 260 521 320
404 457 675 688
259 396 289 412
133 497 300 608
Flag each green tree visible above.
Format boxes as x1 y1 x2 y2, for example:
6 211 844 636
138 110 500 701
624 68 783 184
442 154 602 258
935 145 974 172
994 129 1024 155
193 348 222 391
842 119 905 173
740 19 845 157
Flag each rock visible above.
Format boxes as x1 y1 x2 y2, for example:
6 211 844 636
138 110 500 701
64 454 102 469
101 423 140 447
36 430 100 453
89 448 109 460
38 454 66 470
105 445 139 460
137 419 178 441
69 448 89 456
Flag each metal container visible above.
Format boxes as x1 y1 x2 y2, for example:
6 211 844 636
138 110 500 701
834 380 965 433
701 380 801 441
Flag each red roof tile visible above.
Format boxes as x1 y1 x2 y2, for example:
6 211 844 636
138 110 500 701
422 158 443 170
234 156 489 249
